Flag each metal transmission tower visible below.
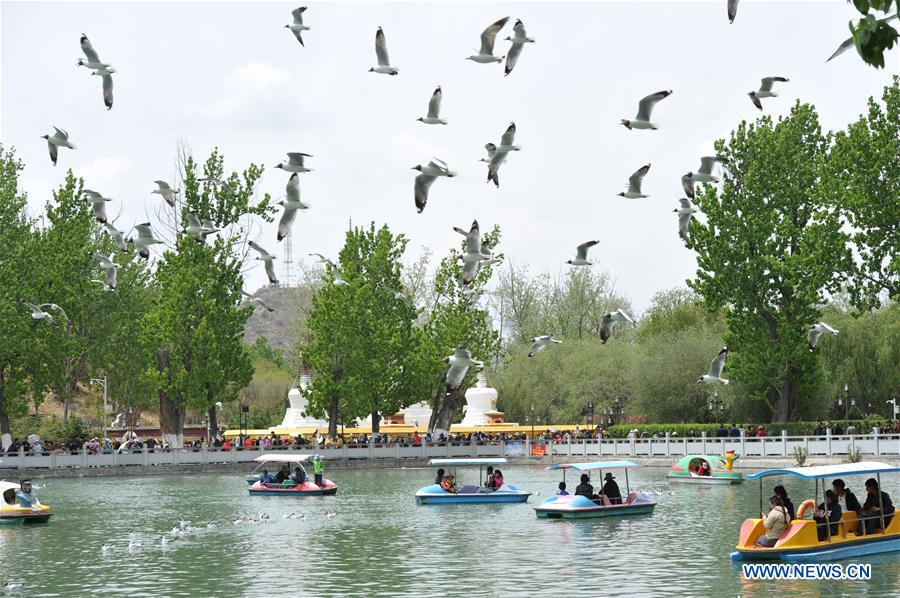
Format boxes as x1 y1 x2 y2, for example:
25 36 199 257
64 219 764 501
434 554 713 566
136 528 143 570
282 230 293 287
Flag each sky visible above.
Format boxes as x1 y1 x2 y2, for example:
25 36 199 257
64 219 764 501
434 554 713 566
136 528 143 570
1 1 897 313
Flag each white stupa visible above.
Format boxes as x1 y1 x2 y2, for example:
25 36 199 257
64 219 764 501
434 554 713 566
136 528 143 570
275 386 328 430
460 372 504 426
402 402 433 427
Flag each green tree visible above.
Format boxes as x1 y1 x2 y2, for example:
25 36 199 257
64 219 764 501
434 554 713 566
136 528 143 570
847 1 899 68
685 103 853 421
828 77 900 309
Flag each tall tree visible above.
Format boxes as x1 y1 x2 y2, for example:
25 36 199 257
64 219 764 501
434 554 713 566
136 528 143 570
685 103 853 421
847 0 899 68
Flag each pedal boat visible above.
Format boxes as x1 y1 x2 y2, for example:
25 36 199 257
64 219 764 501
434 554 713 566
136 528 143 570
415 458 531 505
247 454 337 496
666 454 744 484
1 480 53 525
535 461 657 519
731 462 900 562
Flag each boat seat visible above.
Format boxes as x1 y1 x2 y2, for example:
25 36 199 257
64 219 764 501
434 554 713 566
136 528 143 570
624 492 639 505
457 485 479 494
592 496 612 507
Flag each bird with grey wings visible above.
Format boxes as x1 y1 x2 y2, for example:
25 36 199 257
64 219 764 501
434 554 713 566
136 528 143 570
697 347 729 384
250 241 279 286
566 240 599 266
41 126 76 166
285 6 310 46
504 19 535 76
277 173 309 241
467 17 509 64
600 309 635 344
418 86 447 125
618 164 651 198
807 322 838 351
370 26 398 75
444 348 484 391
748 77 789 111
621 90 672 130
529 335 562 357
127 223 163 259
681 156 727 199
413 158 456 213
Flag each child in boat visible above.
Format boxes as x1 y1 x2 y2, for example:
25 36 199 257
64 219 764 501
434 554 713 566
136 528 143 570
814 490 842 541
258 469 273 484
756 495 789 547
557 482 569 496
440 474 456 494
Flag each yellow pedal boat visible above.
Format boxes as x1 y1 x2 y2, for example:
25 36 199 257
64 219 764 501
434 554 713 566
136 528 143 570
1 480 53 525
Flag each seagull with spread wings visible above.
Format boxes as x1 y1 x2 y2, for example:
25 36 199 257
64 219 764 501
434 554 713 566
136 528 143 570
249 241 279 285
621 90 673 130
566 241 599 266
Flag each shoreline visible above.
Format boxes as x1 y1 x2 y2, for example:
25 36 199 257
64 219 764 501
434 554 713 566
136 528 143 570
3 454 898 481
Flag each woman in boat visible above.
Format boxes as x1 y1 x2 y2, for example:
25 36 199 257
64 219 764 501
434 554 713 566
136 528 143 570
485 466 496 490
492 470 504 490
756 495 789 547
773 485 795 521
831 479 862 517
813 489 842 541
696 460 712 476
575 474 594 497
434 468 445 485
861 478 895 535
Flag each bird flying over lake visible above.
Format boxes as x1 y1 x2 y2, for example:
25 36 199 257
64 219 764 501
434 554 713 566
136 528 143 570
277 173 309 241
444 347 483 390
285 7 310 46
413 158 456 213
697 347 729 384
152 180 179 208
619 164 651 198
566 241 599 266
418 86 447 124
370 27 398 75
41 126 76 166
748 77 789 110
467 17 509 64
600 309 635 344
621 90 672 130
249 241 279 285
807 322 839 351
529 335 561 357
504 19 534 76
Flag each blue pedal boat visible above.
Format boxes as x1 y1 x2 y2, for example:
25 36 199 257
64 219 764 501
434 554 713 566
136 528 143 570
535 461 657 519
415 458 532 505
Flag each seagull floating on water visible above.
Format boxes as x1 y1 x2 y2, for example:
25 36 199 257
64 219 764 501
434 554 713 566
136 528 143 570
674 198 699 239
152 180 179 208
285 7 310 46
370 27 398 75
41 126 76 166
807 322 838 352
748 77 789 111
249 241 279 285
600 309 635 344
467 17 509 63
528 335 562 358
504 19 534 76
444 348 484 390
618 164 651 198
566 241 599 266
698 347 729 384
418 86 447 125
621 90 672 130
413 158 456 213
274 153 313 173
277 173 309 241
3 581 25 591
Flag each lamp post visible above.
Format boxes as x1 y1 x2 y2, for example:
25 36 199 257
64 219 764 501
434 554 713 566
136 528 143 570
588 401 594 431
530 404 535 441
89 377 108 438
708 389 724 421
888 398 899 420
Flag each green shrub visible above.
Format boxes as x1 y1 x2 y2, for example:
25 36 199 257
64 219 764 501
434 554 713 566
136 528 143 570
604 417 889 439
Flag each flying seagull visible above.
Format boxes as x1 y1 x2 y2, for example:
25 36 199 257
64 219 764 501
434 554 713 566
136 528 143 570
618 164 651 198
455 220 497 284
600 309 635 344
128 222 163 259
86 68 115 110
241 290 275 312
682 156 727 198
748 77 789 111
184 212 219 243
103 222 128 251
728 0 740 24
152 180 179 208
807 322 839 352
249 241 279 285
504 19 535 76
77 34 111 70
376 283 416 309
566 240 599 266
370 27 398 75
92 252 119 290
277 173 309 241
198 177 238 198
41 126 76 166
827 14 898 62
83 190 113 223
697 347 729 384
444 347 483 390
285 7 310 46
467 17 509 63
481 143 500 187
674 198 699 239
528 335 561 358
274 153 313 173
621 90 673 130
413 158 456 213
486 123 520 188
417 86 447 124
21 301 66 322
308 253 336 268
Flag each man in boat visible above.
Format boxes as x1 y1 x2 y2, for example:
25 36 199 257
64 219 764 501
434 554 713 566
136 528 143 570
831 479 861 519
557 482 569 496
813 490 842 541
602 473 622 504
313 455 325 487
575 474 594 498
860 478 895 535
291 467 307 485
484 466 496 490
15 480 37 509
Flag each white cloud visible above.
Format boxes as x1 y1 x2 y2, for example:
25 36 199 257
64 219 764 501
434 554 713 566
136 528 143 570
224 61 291 94
74 156 135 187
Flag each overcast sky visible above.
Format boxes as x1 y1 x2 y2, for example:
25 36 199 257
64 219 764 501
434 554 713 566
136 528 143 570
2 1 897 313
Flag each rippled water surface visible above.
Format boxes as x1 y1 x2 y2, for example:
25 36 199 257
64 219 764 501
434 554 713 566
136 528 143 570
1 465 898 596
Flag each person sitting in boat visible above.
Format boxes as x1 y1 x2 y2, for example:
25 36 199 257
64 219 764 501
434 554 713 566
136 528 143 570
15 480 37 509
484 466 495 490
756 495 789 547
274 466 289 485
831 479 862 519
258 469 273 484
575 474 594 498
813 489 842 541
557 482 569 496
773 485 795 521
434 468 445 485
492 470 504 490
602 473 622 504
696 460 712 476
860 478 895 535
291 467 307 485
440 474 456 494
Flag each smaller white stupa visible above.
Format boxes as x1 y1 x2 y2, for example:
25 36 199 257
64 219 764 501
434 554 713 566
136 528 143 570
275 367 328 430
401 402 433 427
460 372 504 426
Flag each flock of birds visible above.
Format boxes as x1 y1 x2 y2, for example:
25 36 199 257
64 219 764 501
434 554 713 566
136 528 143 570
24 3 873 392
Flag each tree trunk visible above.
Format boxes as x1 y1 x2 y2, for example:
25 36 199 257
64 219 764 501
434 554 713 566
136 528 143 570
327 394 339 438
427 384 445 431
207 405 219 439
774 372 795 422
371 409 381 434
0 369 11 451
156 348 184 447
432 387 463 431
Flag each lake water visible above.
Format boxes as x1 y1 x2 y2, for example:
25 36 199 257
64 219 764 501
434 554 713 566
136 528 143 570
1 465 898 596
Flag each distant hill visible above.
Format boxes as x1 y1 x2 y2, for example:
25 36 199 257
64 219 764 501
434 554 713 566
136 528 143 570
243 285 314 356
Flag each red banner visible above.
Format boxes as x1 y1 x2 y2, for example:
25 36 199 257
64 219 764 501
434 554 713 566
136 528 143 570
531 444 546 456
